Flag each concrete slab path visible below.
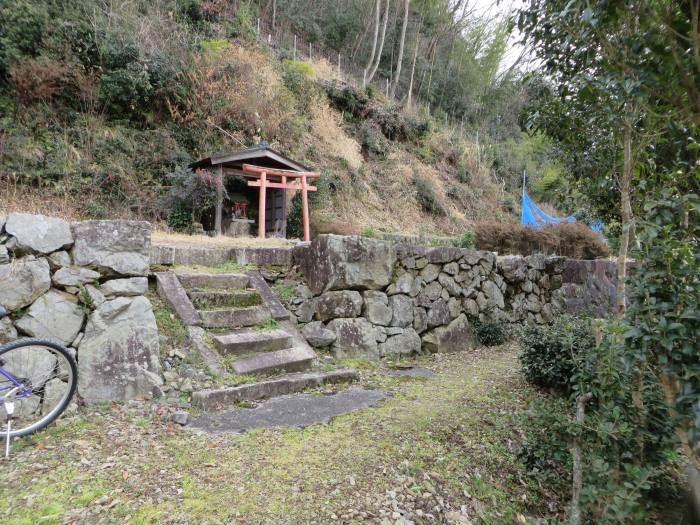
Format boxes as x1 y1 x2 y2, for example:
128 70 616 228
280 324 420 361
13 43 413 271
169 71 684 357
189 387 387 434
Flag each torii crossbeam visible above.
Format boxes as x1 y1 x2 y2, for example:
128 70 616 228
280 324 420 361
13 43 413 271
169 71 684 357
242 164 320 242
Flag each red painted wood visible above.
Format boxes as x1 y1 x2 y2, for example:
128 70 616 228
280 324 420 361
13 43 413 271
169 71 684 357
242 164 320 178
301 174 310 242
248 180 317 191
258 171 267 239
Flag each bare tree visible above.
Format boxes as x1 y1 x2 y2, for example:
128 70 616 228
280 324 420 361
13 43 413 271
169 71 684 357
363 0 381 86
367 0 391 85
406 19 421 108
390 0 410 99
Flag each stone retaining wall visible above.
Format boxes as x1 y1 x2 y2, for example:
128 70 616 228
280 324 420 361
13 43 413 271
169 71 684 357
0 213 162 402
287 235 616 358
150 244 293 267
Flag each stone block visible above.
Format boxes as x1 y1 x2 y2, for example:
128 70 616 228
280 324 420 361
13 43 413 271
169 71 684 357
0 256 51 311
15 290 85 345
71 220 151 276
362 290 392 326
300 235 396 295
315 290 362 321
5 213 73 254
389 294 414 328
327 317 378 358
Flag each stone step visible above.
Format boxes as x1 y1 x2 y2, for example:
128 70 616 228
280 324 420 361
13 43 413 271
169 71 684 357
199 305 271 328
191 369 359 411
155 272 200 327
189 290 262 309
246 271 290 321
231 346 316 375
176 273 250 290
212 329 292 356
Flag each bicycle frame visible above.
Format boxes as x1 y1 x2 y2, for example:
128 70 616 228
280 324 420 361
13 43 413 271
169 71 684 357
0 367 32 399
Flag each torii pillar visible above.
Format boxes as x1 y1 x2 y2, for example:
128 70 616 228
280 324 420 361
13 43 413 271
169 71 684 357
242 164 319 242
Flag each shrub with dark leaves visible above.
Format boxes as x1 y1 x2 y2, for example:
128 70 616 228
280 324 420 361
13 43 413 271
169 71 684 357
519 315 595 392
472 319 508 346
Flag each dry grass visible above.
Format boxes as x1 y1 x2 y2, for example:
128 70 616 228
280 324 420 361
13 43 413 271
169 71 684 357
309 102 363 170
0 182 138 222
152 230 295 249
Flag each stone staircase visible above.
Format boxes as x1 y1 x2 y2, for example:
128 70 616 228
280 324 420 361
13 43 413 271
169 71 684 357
156 269 356 410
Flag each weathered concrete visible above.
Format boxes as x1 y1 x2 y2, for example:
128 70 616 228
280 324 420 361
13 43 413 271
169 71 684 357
155 272 200 327
187 326 224 375
149 245 294 267
188 289 261 309
189 387 386 433
247 271 289 320
231 247 293 267
176 272 249 290
199 305 271 328
231 345 316 375
191 369 359 410
212 329 291 355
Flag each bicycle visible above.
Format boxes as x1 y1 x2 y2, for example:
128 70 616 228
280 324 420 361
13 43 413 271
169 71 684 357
0 304 78 455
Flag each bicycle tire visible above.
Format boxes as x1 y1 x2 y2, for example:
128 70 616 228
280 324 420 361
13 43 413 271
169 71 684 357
0 338 78 439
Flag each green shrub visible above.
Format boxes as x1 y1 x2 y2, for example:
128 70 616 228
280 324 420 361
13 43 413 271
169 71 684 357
0 1 48 73
359 121 388 158
282 60 319 111
361 226 378 238
227 4 256 39
414 175 444 215
286 192 303 239
519 322 677 523
99 63 153 119
451 231 474 249
472 319 508 346
457 162 471 183
519 315 595 392
168 201 192 231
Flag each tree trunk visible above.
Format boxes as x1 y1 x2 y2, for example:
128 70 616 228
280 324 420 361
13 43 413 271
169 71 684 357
407 25 420 108
390 0 410 99
363 0 381 87
367 0 391 84
616 112 633 317
571 392 593 525
272 0 277 29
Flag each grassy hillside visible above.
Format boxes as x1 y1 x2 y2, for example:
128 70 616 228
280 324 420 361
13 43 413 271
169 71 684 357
0 0 550 236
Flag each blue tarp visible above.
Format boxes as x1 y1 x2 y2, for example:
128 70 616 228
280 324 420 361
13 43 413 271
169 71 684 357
520 190 605 233
521 190 576 228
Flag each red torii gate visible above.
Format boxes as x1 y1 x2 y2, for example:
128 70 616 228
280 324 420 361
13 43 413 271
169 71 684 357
242 164 320 242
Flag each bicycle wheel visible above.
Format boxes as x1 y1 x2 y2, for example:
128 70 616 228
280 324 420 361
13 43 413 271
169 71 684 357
0 339 77 439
